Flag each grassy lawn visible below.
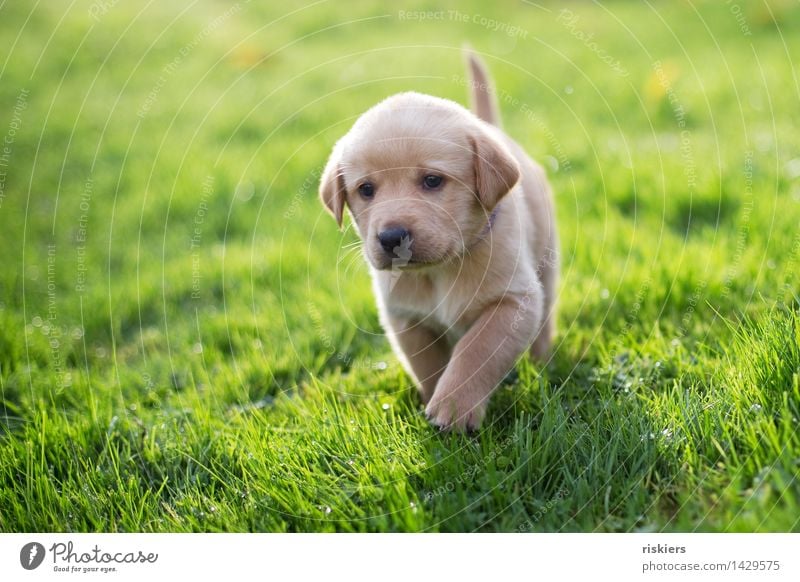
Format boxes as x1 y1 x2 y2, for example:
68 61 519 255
1 0 799 532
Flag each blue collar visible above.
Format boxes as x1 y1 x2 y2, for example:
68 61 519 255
479 207 499 237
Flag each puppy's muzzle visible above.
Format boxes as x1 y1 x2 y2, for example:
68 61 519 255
377 226 412 258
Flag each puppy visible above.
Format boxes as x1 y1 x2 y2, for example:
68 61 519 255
319 52 558 431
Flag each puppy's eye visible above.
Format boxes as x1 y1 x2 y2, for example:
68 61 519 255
358 182 375 199
422 174 444 190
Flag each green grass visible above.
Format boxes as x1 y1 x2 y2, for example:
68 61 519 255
1 0 799 532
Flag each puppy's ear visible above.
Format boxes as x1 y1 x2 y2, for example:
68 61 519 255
319 145 347 228
469 131 520 209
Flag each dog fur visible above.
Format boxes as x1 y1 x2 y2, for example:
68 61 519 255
319 52 558 431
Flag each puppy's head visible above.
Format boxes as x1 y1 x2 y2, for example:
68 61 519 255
319 92 519 271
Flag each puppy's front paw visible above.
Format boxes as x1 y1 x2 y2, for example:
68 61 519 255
425 389 487 432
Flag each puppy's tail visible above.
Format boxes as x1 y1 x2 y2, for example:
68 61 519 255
464 47 501 127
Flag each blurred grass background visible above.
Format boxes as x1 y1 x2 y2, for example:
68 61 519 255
0 0 799 532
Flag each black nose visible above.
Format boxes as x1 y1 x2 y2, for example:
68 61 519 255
378 226 411 255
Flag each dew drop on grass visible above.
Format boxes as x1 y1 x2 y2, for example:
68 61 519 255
381 403 390 411
784 157 800 179
235 181 255 202
543 155 559 173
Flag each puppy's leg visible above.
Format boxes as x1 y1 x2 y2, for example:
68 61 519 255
531 245 558 360
386 316 451 405
426 291 542 431
530 316 553 360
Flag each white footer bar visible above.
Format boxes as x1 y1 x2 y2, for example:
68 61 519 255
1 533 797 581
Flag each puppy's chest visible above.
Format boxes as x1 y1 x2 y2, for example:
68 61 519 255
381 273 477 339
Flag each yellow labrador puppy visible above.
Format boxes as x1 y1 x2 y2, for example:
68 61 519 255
319 52 558 431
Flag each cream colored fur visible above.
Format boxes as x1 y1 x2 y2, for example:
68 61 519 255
320 52 558 431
